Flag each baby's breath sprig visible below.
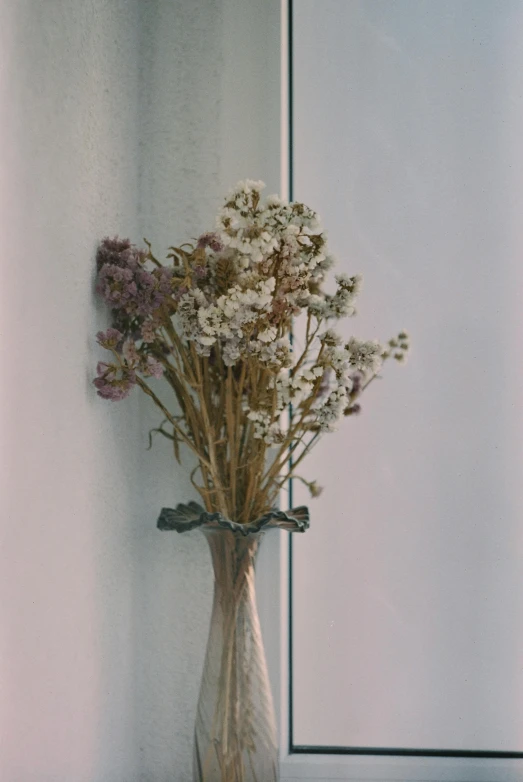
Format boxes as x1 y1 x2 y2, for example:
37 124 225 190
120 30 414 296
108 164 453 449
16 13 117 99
381 331 410 363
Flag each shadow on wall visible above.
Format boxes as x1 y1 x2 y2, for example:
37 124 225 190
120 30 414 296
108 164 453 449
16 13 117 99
94 0 234 777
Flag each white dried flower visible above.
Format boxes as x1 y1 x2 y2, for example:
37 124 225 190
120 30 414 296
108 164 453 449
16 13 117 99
320 328 342 346
346 337 383 374
316 385 349 432
257 337 293 370
246 408 283 444
266 193 282 207
257 326 277 343
319 273 363 319
307 294 328 318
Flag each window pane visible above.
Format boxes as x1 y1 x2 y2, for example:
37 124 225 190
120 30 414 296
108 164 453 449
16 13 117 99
292 0 523 751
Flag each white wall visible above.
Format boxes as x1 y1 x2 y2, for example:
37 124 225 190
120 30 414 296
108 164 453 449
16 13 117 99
0 1 281 780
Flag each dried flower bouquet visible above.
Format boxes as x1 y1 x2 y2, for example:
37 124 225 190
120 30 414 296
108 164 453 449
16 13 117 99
93 179 408 525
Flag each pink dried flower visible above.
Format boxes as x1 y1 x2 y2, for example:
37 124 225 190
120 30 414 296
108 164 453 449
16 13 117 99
174 285 188 302
95 237 172 318
96 236 142 272
96 328 123 349
96 264 137 309
197 232 224 253
157 266 174 294
122 339 140 366
133 269 154 312
133 268 172 316
93 362 137 401
194 265 208 279
144 356 164 379
141 320 157 343
96 262 173 318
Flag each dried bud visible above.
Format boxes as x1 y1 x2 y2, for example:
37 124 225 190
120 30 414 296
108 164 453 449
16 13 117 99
309 481 324 498
349 371 363 396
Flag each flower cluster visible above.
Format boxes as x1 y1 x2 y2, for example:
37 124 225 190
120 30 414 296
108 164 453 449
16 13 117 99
93 181 407 519
177 277 276 365
96 255 173 318
93 326 164 401
246 333 385 438
93 361 136 401
308 272 363 319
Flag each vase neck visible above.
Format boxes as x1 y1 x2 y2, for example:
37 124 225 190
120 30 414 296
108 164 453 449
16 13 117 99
203 531 260 592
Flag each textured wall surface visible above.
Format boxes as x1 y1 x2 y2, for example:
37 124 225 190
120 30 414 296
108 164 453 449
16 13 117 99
0 1 280 780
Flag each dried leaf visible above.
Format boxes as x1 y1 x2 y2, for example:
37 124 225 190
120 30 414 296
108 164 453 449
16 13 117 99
215 256 238 295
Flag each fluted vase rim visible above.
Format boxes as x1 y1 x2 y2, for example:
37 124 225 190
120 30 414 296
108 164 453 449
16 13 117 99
157 501 309 536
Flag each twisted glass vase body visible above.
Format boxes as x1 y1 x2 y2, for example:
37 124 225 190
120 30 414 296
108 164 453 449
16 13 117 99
194 530 278 782
156 501 308 781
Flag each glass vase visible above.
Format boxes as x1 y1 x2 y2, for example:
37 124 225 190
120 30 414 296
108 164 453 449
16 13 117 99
194 529 276 781
157 501 310 782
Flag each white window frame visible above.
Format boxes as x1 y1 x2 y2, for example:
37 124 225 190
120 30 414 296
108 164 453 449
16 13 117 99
254 2 523 780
